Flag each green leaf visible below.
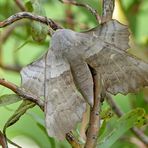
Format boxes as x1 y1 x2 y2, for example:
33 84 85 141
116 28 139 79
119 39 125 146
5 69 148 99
0 94 22 107
27 0 48 42
3 100 35 134
98 108 145 148
25 1 33 12
99 120 107 137
100 108 114 120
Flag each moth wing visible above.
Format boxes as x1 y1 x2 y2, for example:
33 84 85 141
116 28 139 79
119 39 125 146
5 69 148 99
21 54 46 97
45 50 86 139
85 42 148 95
84 20 148 95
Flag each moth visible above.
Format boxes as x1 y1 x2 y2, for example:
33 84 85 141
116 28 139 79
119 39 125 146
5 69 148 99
21 19 148 139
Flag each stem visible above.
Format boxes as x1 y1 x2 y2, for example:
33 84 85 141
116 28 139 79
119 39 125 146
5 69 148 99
59 0 101 23
0 78 44 111
0 64 21 72
85 69 101 148
0 131 8 148
0 12 62 30
14 0 26 11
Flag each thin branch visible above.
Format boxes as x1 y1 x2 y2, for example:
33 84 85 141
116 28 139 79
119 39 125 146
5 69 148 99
0 64 21 72
0 12 62 30
0 130 8 148
65 5 75 29
0 24 16 43
131 127 148 146
7 138 21 148
106 93 148 146
85 69 101 148
106 93 123 116
0 78 44 111
14 0 26 11
59 0 101 23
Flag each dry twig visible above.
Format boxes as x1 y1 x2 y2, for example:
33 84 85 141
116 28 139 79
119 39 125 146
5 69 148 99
59 0 101 23
0 23 24 72
0 131 8 148
85 69 101 148
0 78 44 110
0 64 21 72
106 93 148 146
0 12 62 30
14 0 26 11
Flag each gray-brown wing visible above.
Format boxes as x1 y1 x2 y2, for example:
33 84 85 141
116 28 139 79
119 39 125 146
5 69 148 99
68 58 94 107
50 28 94 106
45 50 86 140
86 20 130 51
86 42 148 95
20 54 45 97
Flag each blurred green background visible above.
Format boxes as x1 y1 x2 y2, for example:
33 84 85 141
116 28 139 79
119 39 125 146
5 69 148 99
0 0 148 147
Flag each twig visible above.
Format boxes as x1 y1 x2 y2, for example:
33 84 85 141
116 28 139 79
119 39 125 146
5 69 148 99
0 12 62 30
0 24 17 44
59 0 101 23
85 69 101 148
65 5 75 29
7 138 22 148
14 0 26 11
105 93 123 116
0 131 8 148
0 78 44 111
0 64 21 72
131 128 148 146
106 93 148 146
0 23 17 67
0 23 24 73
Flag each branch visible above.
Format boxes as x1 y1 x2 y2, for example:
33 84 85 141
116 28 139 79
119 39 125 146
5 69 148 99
106 93 148 146
0 12 62 30
0 78 44 111
0 64 21 72
14 0 26 11
85 69 101 148
59 0 101 23
0 130 8 148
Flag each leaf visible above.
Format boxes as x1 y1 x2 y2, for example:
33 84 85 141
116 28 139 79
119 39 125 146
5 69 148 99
25 1 33 12
3 100 35 134
0 94 22 107
98 108 145 148
99 120 107 138
27 0 48 42
135 115 147 128
100 108 114 120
